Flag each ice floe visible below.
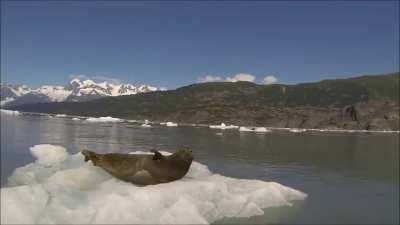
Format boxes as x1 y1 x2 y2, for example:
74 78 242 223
86 116 122 123
141 119 152 127
239 127 271 133
0 97 15 106
54 114 67 118
72 117 80 121
161 121 178 127
1 144 307 224
0 109 20 116
289 128 307 133
209 123 238 130
239 126 253 132
254 127 271 133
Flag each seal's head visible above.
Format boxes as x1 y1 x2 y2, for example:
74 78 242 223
174 148 194 163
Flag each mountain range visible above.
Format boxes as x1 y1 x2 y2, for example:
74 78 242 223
5 72 400 131
0 78 158 106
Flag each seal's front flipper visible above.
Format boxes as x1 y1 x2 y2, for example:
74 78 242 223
151 150 163 161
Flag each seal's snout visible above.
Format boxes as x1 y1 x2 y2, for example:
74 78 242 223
81 150 100 165
81 150 91 162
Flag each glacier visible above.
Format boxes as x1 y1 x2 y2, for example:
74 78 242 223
1 144 307 224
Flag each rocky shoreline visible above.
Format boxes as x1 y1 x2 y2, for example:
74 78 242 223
4 73 399 131
2 109 399 134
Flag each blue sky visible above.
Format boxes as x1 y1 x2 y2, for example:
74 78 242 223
1 1 399 89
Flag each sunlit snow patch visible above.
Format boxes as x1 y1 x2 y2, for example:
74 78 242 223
0 109 20 116
86 116 122 122
1 145 307 224
72 117 80 121
54 114 67 117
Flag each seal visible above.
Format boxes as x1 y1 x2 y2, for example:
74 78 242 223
81 149 193 185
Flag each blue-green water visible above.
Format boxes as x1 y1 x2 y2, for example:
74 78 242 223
1 114 399 224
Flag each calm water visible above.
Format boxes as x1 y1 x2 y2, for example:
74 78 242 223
1 114 399 224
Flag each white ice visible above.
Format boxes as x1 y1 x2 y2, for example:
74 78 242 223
86 116 122 123
239 127 271 133
239 126 253 132
165 122 178 127
141 124 152 127
209 123 238 130
54 114 67 118
0 97 15 106
289 128 307 133
72 118 80 121
0 109 20 116
254 127 271 133
1 144 307 225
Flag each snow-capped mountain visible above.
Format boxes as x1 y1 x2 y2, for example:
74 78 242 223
0 78 158 107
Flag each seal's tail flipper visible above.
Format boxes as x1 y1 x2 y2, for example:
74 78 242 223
81 150 100 165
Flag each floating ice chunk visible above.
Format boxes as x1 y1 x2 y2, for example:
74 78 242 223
0 97 15 106
30 144 68 167
254 127 271 133
239 127 271 133
209 123 238 130
289 128 307 133
55 114 67 117
141 124 152 127
86 116 122 122
1 145 307 224
0 109 20 115
166 122 178 127
239 127 253 132
1 184 49 224
72 117 80 121
160 122 178 126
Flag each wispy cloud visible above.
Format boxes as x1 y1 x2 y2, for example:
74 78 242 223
198 75 223 83
198 73 275 84
226 73 255 82
262 75 278 85
92 76 121 85
69 74 89 80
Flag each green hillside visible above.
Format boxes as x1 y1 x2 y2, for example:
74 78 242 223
7 73 400 129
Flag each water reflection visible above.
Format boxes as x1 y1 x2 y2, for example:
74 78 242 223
1 114 399 224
